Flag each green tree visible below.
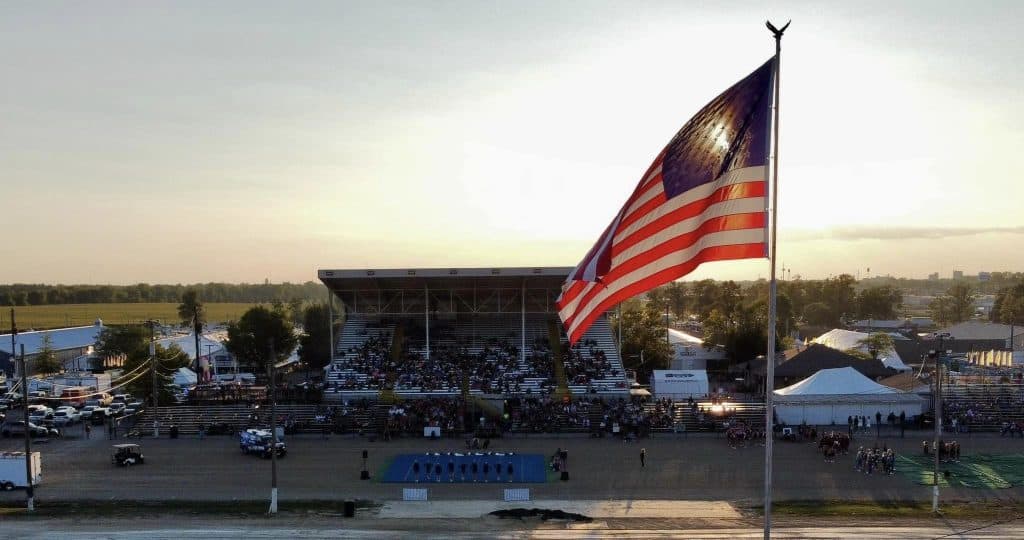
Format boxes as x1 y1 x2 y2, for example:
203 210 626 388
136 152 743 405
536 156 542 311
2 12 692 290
226 305 298 375
930 282 976 325
297 303 332 373
287 298 305 327
613 299 672 384
803 302 832 327
32 333 63 376
95 324 188 404
96 325 150 360
856 332 895 360
702 306 768 368
993 282 1024 325
178 289 206 371
855 286 903 320
664 282 688 319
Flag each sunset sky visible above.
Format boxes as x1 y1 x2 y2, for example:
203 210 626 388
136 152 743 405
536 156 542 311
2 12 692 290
3 1 1022 285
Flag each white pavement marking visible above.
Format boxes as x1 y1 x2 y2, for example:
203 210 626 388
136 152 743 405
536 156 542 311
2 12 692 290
376 499 741 519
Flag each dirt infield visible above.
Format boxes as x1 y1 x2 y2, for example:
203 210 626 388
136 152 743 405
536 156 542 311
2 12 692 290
2 427 1023 506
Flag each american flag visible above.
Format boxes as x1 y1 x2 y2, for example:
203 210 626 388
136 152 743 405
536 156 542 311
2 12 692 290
558 58 776 343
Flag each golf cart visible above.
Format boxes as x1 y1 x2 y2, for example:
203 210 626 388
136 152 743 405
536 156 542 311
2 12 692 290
112 444 145 466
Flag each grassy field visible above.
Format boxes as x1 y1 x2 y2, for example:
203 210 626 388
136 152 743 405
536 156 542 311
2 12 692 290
0 303 260 330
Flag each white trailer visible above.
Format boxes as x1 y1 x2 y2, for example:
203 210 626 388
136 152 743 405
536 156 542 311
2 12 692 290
0 451 42 490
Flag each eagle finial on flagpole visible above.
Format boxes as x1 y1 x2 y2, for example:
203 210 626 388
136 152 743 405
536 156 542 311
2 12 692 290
766 20 790 40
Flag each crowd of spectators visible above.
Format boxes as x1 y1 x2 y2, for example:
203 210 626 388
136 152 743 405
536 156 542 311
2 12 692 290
600 397 674 437
509 397 595 432
563 339 618 386
328 332 393 391
385 397 464 436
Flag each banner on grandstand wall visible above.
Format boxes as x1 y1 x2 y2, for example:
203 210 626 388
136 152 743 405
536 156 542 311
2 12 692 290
558 58 776 343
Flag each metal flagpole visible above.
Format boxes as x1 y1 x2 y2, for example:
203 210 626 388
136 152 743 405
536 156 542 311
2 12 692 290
764 19 789 540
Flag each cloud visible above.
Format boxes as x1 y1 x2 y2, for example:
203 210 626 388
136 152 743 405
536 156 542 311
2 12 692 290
784 226 1024 242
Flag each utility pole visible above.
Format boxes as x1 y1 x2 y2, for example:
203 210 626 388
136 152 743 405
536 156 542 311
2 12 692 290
267 337 279 514
20 342 35 511
146 320 159 438
9 309 15 380
932 332 950 513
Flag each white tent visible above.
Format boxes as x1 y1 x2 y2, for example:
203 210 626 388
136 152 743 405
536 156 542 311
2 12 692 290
813 328 911 372
774 367 924 425
172 367 198 388
650 370 709 399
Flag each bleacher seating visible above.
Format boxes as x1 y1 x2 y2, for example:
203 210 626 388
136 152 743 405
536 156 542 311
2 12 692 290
322 313 629 400
562 317 629 396
942 382 1024 433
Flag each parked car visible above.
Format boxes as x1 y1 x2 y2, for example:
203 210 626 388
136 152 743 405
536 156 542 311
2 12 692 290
1 420 59 438
112 394 132 404
80 405 98 420
28 407 53 425
109 403 127 416
53 407 82 427
90 407 112 425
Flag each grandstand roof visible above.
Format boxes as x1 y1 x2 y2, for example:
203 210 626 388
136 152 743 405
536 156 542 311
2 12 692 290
319 267 574 315
319 267 572 291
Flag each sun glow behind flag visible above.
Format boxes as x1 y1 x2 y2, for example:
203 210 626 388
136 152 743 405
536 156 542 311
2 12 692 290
558 58 776 343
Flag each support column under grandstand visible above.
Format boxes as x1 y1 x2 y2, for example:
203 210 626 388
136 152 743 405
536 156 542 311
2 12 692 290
317 267 630 402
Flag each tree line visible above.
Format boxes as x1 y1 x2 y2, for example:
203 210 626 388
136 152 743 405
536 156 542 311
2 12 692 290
0 281 328 306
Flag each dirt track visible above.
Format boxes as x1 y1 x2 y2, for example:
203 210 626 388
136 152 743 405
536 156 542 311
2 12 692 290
2 425 1023 505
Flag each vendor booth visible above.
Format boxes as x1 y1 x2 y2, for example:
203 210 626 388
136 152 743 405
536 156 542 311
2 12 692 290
650 370 709 399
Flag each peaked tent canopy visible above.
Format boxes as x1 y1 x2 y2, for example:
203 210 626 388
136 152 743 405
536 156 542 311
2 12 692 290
773 367 924 425
813 328 911 372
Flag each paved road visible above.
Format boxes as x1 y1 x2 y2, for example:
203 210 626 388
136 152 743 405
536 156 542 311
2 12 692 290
2 425 1022 503
3 519 1023 539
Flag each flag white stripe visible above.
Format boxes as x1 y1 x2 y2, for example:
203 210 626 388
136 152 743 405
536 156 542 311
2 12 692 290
616 166 764 242
559 227 765 322
611 196 766 265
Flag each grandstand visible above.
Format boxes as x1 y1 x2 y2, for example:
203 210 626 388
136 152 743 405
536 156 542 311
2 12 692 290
318 267 629 402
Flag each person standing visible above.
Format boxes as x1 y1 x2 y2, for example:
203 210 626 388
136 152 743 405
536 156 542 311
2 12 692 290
640 447 647 468
84 421 92 439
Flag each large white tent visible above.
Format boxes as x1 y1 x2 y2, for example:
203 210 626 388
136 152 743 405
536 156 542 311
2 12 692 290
774 367 924 425
813 328 911 372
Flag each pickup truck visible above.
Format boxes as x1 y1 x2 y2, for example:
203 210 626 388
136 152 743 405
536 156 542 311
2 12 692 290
239 428 287 459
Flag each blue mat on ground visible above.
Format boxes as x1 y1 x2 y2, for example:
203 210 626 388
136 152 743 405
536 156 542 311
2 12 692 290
382 452 547 483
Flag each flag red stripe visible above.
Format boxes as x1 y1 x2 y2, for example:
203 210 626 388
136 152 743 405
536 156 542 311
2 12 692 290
615 181 765 253
560 214 766 329
562 243 766 342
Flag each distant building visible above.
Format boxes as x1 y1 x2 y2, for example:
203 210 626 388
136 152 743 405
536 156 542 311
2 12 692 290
979 271 991 282
0 319 105 377
953 270 964 280
936 321 1024 351
667 328 726 370
929 272 940 280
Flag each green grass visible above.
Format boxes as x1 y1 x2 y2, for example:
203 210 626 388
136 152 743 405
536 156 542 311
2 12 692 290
768 500 1024 519
1 303 260 330
897 453 1024 489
